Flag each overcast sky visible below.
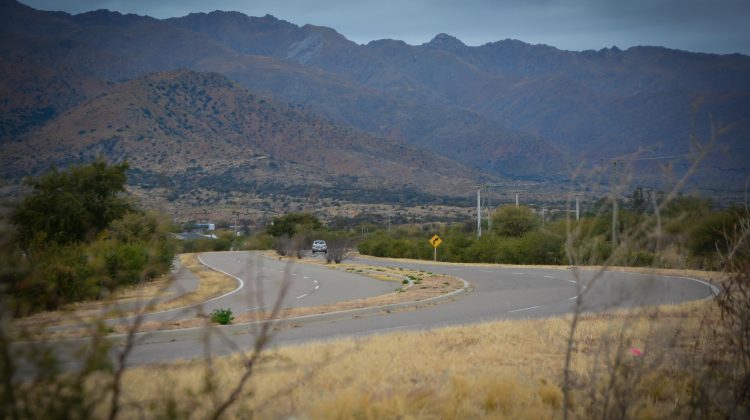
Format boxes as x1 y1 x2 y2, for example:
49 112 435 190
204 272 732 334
20 0 750 54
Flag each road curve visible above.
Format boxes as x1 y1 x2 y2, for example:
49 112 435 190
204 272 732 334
22 251 715 371
104 251 395 325
97 251 718 366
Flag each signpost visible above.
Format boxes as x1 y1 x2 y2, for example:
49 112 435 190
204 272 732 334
429 234 442 261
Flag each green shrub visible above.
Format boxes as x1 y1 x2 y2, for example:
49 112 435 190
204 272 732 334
101 241 149 285
687 210 740 266
210 308 234 325
242 232 274 250
20 243 98 310
625 250 657 267
516 230 564 264
492 205 539 237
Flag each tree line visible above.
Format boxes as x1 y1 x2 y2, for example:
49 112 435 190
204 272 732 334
1 161 175 315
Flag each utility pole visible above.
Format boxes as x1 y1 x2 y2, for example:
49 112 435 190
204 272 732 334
611 161 618 246
650 188 662 251
575 195 580 221
486 186 492 231
515 191 519 207
477 187 482 239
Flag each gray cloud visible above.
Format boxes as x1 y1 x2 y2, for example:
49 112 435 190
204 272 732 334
19 0 750 54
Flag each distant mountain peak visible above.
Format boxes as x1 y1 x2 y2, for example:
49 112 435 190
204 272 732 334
425 33 466 49
366 38 409 48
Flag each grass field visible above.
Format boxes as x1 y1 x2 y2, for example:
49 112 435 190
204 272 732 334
97 299 717 419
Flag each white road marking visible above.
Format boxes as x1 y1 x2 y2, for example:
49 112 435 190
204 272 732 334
512 272 524 275
508 305 540 313
568 280 577 284
569 296 578 300
296 293 310 299
663 275 721 299
373 324 418 333
543 275 554 279
105 255 247 321
195 255 245 304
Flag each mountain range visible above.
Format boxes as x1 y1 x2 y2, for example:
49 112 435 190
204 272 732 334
1 0 748 213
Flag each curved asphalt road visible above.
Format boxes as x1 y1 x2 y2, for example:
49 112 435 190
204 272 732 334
105 251 394 325
48 251 718 368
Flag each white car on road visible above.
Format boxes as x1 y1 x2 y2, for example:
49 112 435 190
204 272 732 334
312 240 327 254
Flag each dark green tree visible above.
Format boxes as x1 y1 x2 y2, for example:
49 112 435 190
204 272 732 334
266 213 322 237
12 160 132 249
627 186 648 213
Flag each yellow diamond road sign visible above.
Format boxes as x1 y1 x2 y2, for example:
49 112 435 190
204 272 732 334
429 234 442 248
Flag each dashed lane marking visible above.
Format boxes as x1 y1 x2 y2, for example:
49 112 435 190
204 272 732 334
508 305 540 313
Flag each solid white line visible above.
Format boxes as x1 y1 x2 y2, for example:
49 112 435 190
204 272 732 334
196 255 245 304
663 275 721 299
508 305 540 313
103 255 247 321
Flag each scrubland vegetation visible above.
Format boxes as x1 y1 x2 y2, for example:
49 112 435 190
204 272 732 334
1 162 748 419
0 161 175 315
358 191 743 270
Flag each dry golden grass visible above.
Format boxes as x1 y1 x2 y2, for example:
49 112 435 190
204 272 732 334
106 299 716 419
